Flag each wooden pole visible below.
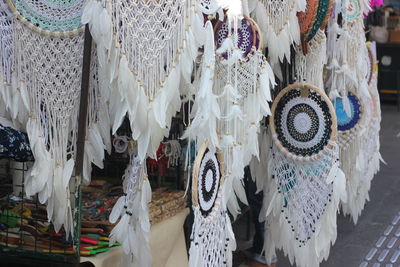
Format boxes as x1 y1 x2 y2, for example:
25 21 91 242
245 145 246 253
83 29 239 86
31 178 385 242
74 24 92 262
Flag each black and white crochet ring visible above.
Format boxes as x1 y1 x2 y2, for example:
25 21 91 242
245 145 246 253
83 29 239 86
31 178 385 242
189 142 234 266
270 82 337 161
192 142 224 217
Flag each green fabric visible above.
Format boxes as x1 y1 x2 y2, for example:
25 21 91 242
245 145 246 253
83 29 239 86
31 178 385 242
307 0 331 42
15 0 82 32
0 210 20 227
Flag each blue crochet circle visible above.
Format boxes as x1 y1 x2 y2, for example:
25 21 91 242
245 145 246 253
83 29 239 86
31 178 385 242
334 93 361 131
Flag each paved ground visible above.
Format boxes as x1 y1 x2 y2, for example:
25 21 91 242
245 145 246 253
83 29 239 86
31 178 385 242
233 104 400 267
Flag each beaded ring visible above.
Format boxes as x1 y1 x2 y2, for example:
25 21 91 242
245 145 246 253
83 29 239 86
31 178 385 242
7 0 84 36
192 142 225 218
342 0 361 22
270 82 338 162
306 0 332 42
297 0 319 44
366 44 375 86
214 16 262 60
333 91 362 132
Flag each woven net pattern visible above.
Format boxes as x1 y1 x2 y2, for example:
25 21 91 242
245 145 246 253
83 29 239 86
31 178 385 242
197 149 221 217
344 18 365 82
15 20 83 166
191 205 231 267
0 0 13 85
215 49 266 99
295 29 327 88
122 154 141 216
271 141 337 244
260 0 296 34
113 0 188 100
15 0 84 31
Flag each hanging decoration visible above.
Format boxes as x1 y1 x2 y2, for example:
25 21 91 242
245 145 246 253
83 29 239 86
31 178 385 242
7 0 108 236
251 0 305 71
295 29 327 88
109 143 152 267
324 0 378 224
297 0 319 50
189 142 235 267
82 0 208 265
8 0 85 236
82 0 202 162
264 82 346 267
365 41 383 176
183 11 275 218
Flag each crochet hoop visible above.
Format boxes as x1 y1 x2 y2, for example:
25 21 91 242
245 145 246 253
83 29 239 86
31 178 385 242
192 142 225 218
342 0 361 22
215 16 262 60
366 44 375 86
333 91 363 133
297 0 319 36
6 0 84 36
306 0 332 42
270 82 337 161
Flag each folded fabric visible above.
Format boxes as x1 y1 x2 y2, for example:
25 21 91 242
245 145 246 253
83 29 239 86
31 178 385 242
0 124 34 162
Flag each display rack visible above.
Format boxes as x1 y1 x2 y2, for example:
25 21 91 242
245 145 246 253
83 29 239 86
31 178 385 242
0 25 93 265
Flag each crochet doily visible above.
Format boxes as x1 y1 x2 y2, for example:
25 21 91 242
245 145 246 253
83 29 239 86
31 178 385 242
190 143 235 267
334 92 362 132
197 148 221 216
342 0 361 22
271 85 334 160
215 16 261 60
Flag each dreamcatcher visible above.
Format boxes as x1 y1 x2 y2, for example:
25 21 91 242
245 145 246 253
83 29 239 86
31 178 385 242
263 82 346 267
109 143 152 267
325 0 374 223
213 16 275 217
7 0 109 236
182 14 274 219
250 0 305 73
83 0 202 161
188 142 235 267
82 0 207 264
339 42 383 223
294 0 332 87
365 41 383 173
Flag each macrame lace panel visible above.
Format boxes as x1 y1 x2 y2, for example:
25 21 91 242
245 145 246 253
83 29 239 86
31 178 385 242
260 0 296 34
191 207 231 267
272 143 336 244
0 0 13 85
215 50 266 99
15 0 84 31
113 0 187 100
295 29 327 88
15 20 83 165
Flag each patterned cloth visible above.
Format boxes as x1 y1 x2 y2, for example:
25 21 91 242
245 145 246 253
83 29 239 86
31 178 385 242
0 124 34 162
